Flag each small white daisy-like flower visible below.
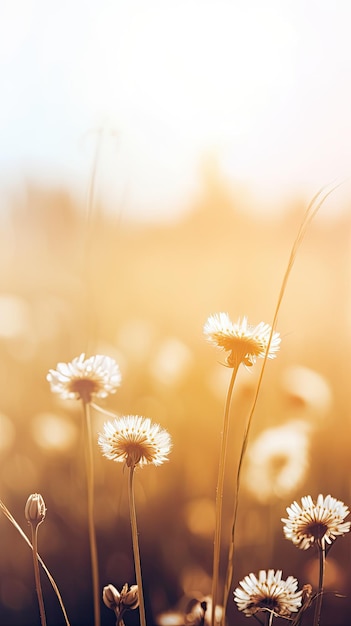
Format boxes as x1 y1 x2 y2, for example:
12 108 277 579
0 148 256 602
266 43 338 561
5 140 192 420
203 313 280 368
282 494 351 550
47 353 121 403
234 569 302 617
98 415 171 468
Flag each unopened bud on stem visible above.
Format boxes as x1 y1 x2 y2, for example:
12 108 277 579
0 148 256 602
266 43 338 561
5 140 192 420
103 584 120 610
25 494 46 527
120 583 139 610
103 583 139 622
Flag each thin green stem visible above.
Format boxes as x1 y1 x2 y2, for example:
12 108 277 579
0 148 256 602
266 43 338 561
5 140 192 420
313 540 325 626
30 523 47 626
128 465 147 626
82 400 100 626
210 364 240 626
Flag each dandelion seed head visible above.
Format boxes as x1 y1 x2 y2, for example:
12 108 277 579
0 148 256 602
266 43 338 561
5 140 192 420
234 569 302 617
47 353 121 402
99 415 171 468
203 313 280 368
282 494 351 550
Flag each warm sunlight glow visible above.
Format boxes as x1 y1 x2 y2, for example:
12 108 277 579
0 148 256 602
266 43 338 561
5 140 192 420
1 1 351 219
31 412 78 452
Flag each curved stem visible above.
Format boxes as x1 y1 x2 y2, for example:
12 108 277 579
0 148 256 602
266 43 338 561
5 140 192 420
90 402 118 419
0 500 71 625
222 361 263 613
222 182 343 619
313 539 325 626
30 524 47 626
82 400 100 626
128 466 147 626
210 364 239 626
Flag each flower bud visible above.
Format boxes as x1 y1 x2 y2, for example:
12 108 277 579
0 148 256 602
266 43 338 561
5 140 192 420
120 583 139 610
25 493 46 527
103 583 139 622
103 584 120 610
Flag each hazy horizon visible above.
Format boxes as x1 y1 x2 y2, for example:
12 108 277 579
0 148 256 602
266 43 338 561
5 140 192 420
1 1 351 221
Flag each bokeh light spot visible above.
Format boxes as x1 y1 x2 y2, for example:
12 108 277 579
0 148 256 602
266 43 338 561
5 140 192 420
31 412 78 452
0 294 30 338
184 498 215 537
150 337 193 386
244 420 311 504
282 365 332 418
0 412 16 453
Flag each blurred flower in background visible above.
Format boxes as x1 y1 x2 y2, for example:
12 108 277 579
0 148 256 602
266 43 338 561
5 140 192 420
243 420 311 504
0 179 350 625
0 1 351 623
281 365 333 419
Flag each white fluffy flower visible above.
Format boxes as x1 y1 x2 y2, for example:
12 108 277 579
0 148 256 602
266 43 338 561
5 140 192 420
47 353 121 402
282 494 351 550
99 415 172 468
204 313 280 367
234 569 302 617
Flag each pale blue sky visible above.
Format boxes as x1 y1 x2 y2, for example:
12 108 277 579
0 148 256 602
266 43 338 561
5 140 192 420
1 0 351 220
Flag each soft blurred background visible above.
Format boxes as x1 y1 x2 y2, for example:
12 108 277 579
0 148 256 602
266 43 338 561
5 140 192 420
0 1 351 625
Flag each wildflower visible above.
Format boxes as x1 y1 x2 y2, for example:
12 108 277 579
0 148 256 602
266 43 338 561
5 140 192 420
47 353 121 625
47 353 121 403
99 415 171 468
103 583 139 611
282 494 351 550
25 493 46 528
281 365 332 416
203 313 280 368
101 418 171 626
234 569 302 617
103 584 121 611
25 494 47 626
244 421 310 504
184 596 223 625
103 583 139 623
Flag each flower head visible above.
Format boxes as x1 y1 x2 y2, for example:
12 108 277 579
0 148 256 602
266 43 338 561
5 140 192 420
234 569 302 618
203 313 280 368
99 415 171 468
25 493 46 527
47 353 121 403
244 421 310 504
282 494 351 550
103 583 139 623
184 596 223 625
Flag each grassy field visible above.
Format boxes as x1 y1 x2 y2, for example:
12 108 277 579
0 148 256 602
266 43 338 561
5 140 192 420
0 177 350 625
